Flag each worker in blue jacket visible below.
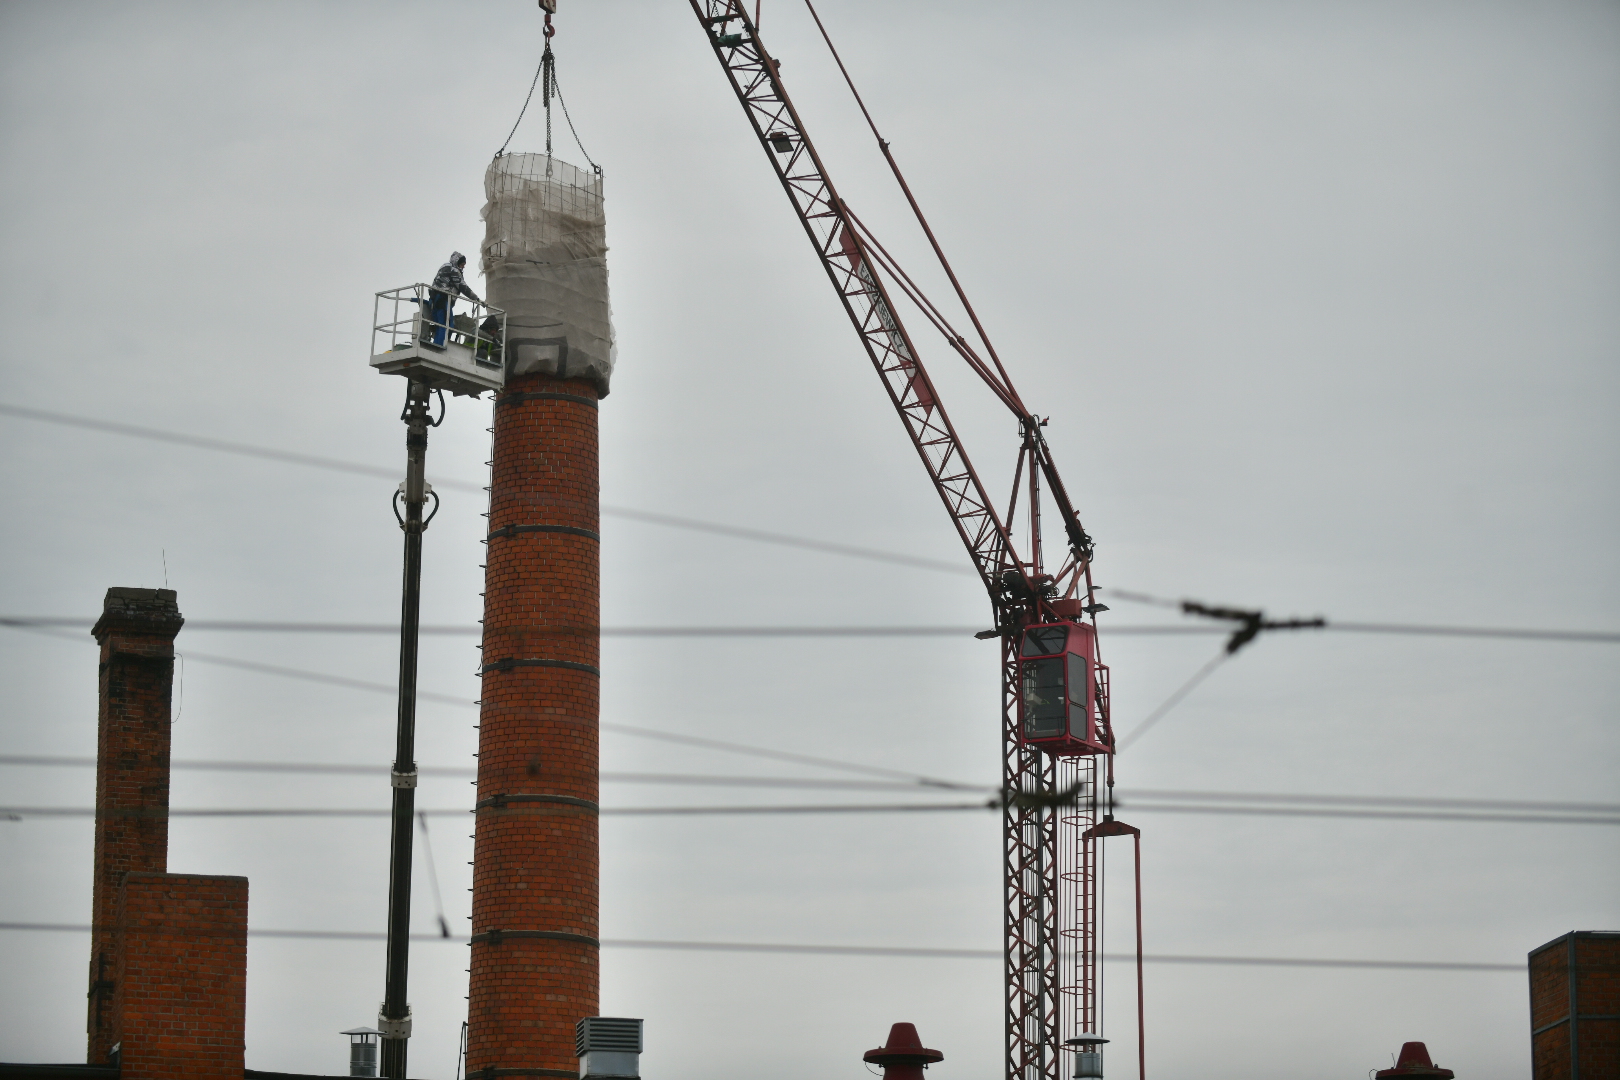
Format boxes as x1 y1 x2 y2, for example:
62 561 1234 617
422 251 482 349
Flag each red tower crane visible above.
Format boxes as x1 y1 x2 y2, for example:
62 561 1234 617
688 4 1145 1079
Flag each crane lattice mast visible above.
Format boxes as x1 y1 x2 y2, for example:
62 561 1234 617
689 4 1139 1079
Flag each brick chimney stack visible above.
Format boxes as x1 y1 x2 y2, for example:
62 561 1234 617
466 373 602 1075
1530 931 1620 1079
88 587 184 1061
85 587 249 1079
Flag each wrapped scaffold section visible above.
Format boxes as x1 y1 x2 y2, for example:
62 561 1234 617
481 153 615 397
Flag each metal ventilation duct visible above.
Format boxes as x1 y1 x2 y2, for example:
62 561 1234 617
575 1017 643 1079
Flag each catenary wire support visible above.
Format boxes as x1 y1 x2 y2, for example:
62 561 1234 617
381 379 434 1079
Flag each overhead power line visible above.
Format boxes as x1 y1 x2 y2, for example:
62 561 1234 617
5 800 1613 825
0 803 997 819
6 755 1611 817
0 401 967 572
5 614 1615 643
5 403 1616 644
8 621 981 788
1115 649 1229 751
0 756 956 790
1322 621 1620 643
0 401 455 486
10 621 1620 804
0 616 1218 638
0 922 1523 972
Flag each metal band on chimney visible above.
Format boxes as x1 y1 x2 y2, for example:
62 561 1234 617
497 391 599 409
481 657 601 676
471 928 601 948
476 793 600 812
487 524 601 542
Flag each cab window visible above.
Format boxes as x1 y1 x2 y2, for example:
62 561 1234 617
1021 626 1068 657
1065 652 1089 707
1021 657 1066 737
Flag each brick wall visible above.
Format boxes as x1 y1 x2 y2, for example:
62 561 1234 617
112 873 249 1080
1530 931 1620 1080
467 373 602 1076
88 588 183 1062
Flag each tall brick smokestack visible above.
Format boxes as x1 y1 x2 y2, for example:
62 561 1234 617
87 587 183 1062
467 373 601 1074
467 151 613 1074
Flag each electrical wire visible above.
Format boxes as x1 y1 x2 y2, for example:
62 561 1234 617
593 504 968 574
3 623 982 790
4 402 1620 645
1114 649 1230 751
0 756 969 791
0 401 973 574
0 616 1210 637
5 802 1613 825
0 922 1524 972
0 757 1607 816
4 614 1612 643
0 803 978 819
416 813 451 937
0 401 457 486
8 620 1616 799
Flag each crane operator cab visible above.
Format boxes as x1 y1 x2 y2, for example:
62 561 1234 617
369 284 507 398
1018 622 1112 755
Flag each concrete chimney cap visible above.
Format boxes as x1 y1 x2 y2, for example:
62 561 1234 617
100 587 181 614
92 586 184 641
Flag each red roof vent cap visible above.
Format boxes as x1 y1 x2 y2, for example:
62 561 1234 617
1375 1042 1455 1079
864 1023 944 1068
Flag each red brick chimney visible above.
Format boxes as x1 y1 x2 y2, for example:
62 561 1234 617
1530 931 1620 1080
85 587 249 1078
466 373 601 1075
111 872 248 1079
88 587 184 1060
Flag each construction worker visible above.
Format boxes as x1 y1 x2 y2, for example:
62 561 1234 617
422 251 482 349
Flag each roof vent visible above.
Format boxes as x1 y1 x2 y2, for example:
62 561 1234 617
576 1017 644 1079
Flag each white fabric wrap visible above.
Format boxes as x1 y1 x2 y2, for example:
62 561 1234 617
480 153 615 397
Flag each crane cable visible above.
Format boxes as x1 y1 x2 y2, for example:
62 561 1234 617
797 0 1098 574
495 8 598 173
801 0 1023 412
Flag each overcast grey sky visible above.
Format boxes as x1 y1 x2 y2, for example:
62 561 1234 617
1 1 1616 1078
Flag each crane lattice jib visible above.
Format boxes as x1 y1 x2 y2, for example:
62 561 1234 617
691 7 1106 1080
689 0 1025 600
